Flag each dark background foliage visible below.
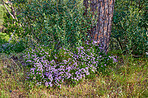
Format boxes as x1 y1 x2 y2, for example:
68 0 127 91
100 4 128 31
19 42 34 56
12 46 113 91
110 0 147 56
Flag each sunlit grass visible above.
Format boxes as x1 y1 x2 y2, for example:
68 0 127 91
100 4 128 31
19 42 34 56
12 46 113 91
0 3 7 33
0 53 147 97
0 4 9 43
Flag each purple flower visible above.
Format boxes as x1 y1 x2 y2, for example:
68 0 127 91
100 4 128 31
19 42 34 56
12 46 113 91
49 82 53 87
98 47 103 50
80 46 84 49
50 60 55 64
24 43 117 88
63 60 67 64
73 62 77 66
45 82 49 87
113 58 118 63
30 68 35 72
26 60 32 62
86 71 89 75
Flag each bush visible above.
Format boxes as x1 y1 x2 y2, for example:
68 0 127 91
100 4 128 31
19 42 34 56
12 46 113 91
0 39 27 53
110 0 147 56
3 0 95 49
24 41 117 88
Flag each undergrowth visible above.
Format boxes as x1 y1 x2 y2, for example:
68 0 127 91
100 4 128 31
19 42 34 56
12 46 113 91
0 52 147 97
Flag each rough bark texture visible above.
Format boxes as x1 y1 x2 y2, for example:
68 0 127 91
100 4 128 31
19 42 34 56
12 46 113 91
83 0 115 53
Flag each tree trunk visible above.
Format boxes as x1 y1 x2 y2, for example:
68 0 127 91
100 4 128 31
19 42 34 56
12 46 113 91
83 0 115 53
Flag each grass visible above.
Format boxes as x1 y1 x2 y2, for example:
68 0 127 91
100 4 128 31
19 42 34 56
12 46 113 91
0 53 147 98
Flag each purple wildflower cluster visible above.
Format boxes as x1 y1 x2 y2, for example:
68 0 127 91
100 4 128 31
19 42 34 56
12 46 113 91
24 42 117 88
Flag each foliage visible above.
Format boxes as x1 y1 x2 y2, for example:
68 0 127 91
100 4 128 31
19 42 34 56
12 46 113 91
3 0 95 49
24 41 116 88
0 39 27 53
0 4 6 32
111 0 147 56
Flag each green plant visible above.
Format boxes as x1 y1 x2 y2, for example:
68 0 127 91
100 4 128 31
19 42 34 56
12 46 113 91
3 0 95 50
0 39 27 53
110 0 147 56
24 41 116 88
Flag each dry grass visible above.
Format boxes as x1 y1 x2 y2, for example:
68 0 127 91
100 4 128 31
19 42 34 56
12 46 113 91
0 53 147 98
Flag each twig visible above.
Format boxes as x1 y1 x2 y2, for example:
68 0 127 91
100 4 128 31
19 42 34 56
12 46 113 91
9 30 16 42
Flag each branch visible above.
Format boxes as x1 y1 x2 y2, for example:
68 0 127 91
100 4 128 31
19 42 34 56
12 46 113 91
2 0 15 19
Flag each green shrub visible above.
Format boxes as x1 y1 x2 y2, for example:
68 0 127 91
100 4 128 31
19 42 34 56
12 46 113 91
0 39 27 53
24 41 116 88
111 0 147 56
3 0 95 49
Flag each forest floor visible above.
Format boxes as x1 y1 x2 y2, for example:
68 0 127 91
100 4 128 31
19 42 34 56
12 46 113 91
0 53 147 98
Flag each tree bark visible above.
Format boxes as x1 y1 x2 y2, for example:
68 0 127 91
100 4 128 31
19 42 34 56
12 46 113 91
83 0 115 53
